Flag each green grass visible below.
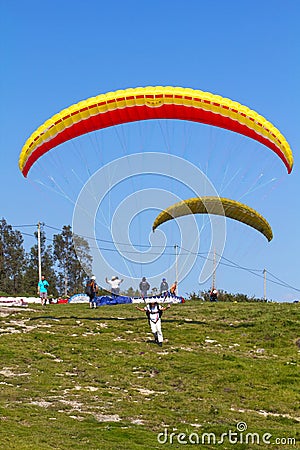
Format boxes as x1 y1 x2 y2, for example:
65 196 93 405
0 301 299 449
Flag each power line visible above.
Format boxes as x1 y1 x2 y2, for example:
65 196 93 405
43 223 180 249
9 222 300 294
180 245 300 293
11 224 37 228
21 231 37 238
266 270 300 293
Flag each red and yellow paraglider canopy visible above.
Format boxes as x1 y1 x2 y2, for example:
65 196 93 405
19 86 293 176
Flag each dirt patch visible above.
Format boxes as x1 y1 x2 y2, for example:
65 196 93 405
0 307 35 316
230 407 300 422
93 413 121 422
0 368 30 377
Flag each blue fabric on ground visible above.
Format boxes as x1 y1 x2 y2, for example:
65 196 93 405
95 295 132 306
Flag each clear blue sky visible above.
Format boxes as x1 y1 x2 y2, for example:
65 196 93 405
1 0 299 301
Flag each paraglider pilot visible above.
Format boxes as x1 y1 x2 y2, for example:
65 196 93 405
135 301 171 347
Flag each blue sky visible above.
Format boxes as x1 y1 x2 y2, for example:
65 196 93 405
1 0 299 300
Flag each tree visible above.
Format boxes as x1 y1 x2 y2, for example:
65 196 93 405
125 286 140 297
191 290 265 303
0 218 26 295
53 225 92 296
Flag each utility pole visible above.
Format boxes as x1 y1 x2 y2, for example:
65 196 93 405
64 233 69 297
263 268 267 301
37 222 42 282
174 244 179 293
212 248 216 290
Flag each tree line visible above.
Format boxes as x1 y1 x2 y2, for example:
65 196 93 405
189 290 266 303
0 219 91 297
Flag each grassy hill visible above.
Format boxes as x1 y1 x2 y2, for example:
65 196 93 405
0 301 299 449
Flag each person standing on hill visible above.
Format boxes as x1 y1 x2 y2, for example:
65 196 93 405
37 275 49 306
170 281 177 297
139 277 150 298
209 289 218 302
160 278 169 296
105 275 123 296
135 301 171 347
85 276 98 308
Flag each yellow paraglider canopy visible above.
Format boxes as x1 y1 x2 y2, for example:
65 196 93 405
152 197 273 242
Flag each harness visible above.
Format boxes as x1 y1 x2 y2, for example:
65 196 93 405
146 303 163 323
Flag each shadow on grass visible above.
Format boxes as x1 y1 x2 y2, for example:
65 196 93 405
225 322 256 329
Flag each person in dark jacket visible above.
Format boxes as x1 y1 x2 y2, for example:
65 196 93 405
86 276 98 308
139 277 150 298
209 289 218 302
160 278 169 296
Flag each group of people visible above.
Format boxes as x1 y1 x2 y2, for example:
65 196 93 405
85 275 178 306
36 274 125 308
37 274 178 306
36 274 173 348
37 272 218 350
139 277 178 298
84 274 173 347
85 275 125 308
